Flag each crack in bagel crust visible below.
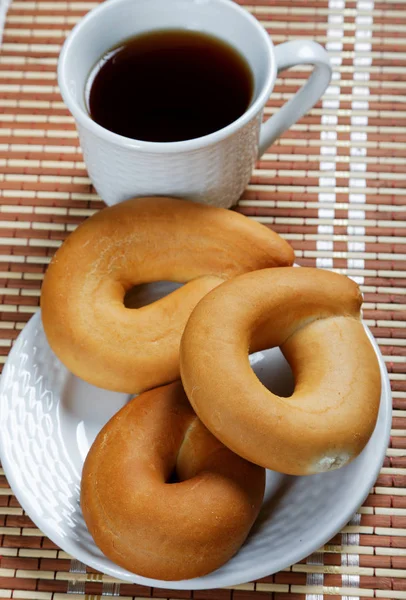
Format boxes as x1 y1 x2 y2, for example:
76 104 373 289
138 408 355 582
81 381 265 581
180 267 381 476
40 196 294 393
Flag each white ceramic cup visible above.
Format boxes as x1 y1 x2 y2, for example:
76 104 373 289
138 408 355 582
58 0 332 208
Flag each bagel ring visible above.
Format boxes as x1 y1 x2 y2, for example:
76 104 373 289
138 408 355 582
180 267 381 476
41 197 294 393
81 381 265 581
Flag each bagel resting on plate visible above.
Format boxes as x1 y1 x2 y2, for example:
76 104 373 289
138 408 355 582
81 380 265 580
180 267 381 476
41 196 294 393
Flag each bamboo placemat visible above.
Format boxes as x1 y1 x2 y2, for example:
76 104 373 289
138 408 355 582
0 0 405 598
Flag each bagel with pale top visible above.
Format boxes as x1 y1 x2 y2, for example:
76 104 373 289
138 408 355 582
81 380 265 581
180 267 381 476
40 196 293 393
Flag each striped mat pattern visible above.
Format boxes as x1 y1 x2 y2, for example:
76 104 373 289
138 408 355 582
0 0 405 598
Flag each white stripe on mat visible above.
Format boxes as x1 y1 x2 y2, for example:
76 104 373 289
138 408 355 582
67 559 86 595
342 7 373 596
342 513 362 600
306 551 324 600
311 3 344 596
317 0 345 272
347 0 374 286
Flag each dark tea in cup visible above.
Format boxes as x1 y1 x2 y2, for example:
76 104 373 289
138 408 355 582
88 29 254 143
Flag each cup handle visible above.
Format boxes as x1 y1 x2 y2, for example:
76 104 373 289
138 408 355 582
258 40 332 157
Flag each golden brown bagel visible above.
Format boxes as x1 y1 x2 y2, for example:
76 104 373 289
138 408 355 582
41 197 294 393
81 381 265 581
180 267 381 476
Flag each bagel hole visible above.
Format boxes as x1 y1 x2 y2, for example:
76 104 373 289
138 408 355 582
124 281 183 308
249 348 295 398
166 468 181 484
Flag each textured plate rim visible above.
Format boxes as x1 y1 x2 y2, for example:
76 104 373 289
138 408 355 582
0 311 392 590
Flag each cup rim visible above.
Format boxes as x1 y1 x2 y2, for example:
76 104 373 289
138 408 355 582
57 0 276 154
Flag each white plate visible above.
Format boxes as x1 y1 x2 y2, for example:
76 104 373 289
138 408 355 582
0 307 391 590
